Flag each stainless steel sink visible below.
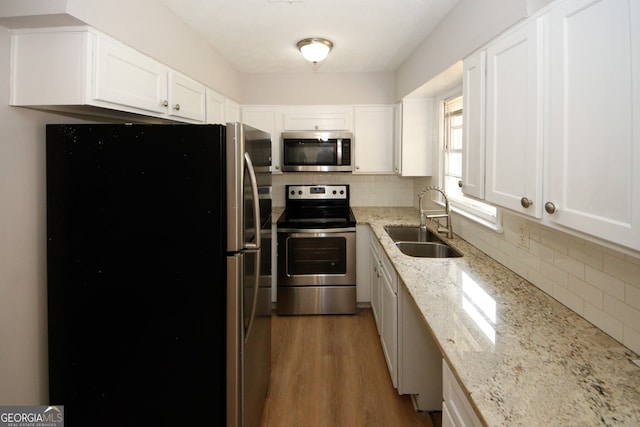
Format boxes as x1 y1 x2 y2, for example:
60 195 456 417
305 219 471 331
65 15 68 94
384 225 442 243
395 241 463 258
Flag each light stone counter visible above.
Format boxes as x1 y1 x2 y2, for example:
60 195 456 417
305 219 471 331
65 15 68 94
352 207 640 427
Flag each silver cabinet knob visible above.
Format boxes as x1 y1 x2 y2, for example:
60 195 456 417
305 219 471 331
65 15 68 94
545 202 557 214
458 180 463 188
274 165 280 170
162 100 169 107
521 197 533 208
174 104 181 111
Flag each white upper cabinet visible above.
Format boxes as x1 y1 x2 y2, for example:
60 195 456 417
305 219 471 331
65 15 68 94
167 72 206 122
545 0 640 251
206 88 226 124
396 98 433 177
93 35 168 114
282 106 353 131
484 18 544 218
354 105 395 174
461 51 486 199
10 27 207 123
241 106 282 173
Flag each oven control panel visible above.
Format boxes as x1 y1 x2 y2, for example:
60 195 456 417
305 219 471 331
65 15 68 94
286 185 348 200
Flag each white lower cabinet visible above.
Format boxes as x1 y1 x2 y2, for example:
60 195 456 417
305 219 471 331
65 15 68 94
369 229 443 409
398 284 442 411
379 250 398 388
443 360 482 427
369 234 382 335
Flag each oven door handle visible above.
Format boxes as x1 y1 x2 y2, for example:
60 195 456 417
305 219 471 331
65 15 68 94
277 227 356 234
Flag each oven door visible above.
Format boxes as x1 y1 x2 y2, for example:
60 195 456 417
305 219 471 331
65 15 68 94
277 229 356 287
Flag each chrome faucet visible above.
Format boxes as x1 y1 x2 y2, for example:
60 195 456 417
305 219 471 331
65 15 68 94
418 186 453 239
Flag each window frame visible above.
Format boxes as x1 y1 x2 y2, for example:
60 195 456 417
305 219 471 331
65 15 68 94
436 90 503 232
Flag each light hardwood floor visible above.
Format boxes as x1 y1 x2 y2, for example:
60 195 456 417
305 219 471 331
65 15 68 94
260 308 441 427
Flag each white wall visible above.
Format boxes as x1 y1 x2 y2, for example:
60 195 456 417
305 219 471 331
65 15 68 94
395 0 554 99
241 72 395 105
0 27 98 404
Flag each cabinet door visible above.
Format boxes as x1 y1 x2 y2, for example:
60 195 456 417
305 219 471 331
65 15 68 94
394 102 403 174
399 99 433 177
546 0 640 251
168 72 206 122
93 35 168 114
380 272 397 388
485 19 544 217
354 105 395 174
461 51 486 199
282 107 352 131
443 360 483 427
241 106 282 173
205 88 226 124
369 237 382 334
380 253 398 388
398 284 442 411
225 99 241 123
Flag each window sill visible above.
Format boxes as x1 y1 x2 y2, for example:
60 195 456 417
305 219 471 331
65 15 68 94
451 205 504 234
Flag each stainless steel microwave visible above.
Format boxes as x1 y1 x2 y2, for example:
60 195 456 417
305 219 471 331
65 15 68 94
281 131 352 172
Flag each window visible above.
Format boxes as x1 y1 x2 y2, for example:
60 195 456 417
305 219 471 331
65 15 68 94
441 95 500 228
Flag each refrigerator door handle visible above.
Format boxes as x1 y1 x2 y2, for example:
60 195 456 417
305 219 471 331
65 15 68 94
244 248 261 344
244 152 261 250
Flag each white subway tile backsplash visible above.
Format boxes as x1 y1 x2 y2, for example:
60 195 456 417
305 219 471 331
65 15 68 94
583 303 624 342
528 239 554 263
553 284 584 315
603 254 640 288
567 239 604 270
527 269 554 295
516 247 541 270
540 260 569 288
539 228 569 254
604 295 640 329
625 284 640 311
567 275 603 309
584 266 625 301
553 252 585 280
623 326 640 353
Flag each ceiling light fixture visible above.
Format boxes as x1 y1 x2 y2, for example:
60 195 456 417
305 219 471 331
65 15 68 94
297 38 334 64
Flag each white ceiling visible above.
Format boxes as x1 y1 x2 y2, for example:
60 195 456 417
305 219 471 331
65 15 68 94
158 0 460 74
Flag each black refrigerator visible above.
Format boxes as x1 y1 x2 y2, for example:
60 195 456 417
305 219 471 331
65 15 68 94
46 123 272 427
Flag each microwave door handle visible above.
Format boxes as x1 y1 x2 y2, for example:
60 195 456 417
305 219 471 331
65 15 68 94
244 152 261 250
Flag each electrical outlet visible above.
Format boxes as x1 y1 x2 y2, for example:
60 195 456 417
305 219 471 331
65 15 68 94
517 221 530 249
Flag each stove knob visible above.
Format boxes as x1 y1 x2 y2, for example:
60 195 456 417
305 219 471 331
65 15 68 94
340 190 344 195
333 190 337 194
290 190 295 195
298 190 303 195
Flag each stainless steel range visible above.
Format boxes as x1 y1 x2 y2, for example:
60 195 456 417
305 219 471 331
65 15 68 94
276 184 356 315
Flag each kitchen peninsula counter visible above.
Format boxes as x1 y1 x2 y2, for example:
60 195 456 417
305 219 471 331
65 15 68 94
352 207 640 427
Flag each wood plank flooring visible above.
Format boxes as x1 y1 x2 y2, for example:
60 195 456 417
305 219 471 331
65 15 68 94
260 308 441 427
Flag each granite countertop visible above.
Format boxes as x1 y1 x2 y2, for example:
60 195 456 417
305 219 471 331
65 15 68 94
352 207 640 427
